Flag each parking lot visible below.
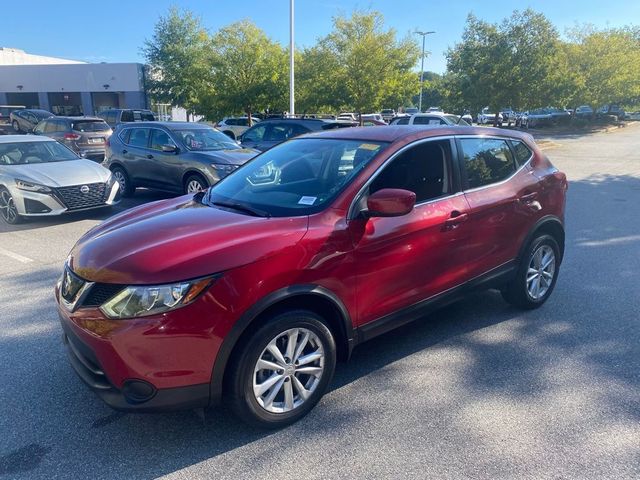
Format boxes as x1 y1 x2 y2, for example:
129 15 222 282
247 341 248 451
0 124 639 479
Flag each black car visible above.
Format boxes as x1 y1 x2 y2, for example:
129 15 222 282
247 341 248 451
239 118 356 152
97 109 156 129
9 109 54 133
104 122 259 196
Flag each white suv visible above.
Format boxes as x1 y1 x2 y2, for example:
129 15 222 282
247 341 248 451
215 117 260 140
389 112 470 126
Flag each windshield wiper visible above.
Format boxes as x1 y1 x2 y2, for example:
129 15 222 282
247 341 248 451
211 201 271 218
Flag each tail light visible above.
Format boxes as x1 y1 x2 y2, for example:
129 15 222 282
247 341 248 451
64 133 81 141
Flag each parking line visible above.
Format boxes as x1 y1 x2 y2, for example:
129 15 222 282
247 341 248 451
0 246 33 263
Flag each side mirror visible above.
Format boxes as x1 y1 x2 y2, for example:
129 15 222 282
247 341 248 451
161 144 178 153
366 188 416 218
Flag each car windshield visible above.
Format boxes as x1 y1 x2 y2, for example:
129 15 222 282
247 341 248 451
174 127 240 151
0 141 79 165
204 138 388 217
72 120 111 132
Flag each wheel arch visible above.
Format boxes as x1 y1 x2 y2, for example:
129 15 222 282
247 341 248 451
518 215 565 264
182 169 209 188
209 284 355 406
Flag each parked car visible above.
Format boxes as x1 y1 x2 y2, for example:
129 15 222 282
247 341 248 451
0 135 119 224
500 109 517 126
214 117 260 139
524 109 554 128
10 109 54 133
404 107 419 115
0 105 25 131
623 111 640 121
33 116 112 162
389 112 470 126
426 107 443 113
337 112 357 121
575 105 594 119
362 113 384 123
598 105 625 120
97 109 156 129
240 118 356 152
380 109 395 122
548 108 571 125
104 122 258 196
477 108 504 125
56 125 567 427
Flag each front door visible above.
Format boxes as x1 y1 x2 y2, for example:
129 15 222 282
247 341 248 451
351 138 472 327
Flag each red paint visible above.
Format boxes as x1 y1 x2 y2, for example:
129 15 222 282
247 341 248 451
57 126 566 404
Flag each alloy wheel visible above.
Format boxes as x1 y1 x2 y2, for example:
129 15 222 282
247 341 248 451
113 170 127 191
526 245 556 300
0 190 18 223
187 179 205 193
253 328 325 414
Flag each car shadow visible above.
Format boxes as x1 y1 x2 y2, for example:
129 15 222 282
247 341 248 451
0 174 639 478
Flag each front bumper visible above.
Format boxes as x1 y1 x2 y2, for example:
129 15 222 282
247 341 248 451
11 181 119 217
60 317 209 412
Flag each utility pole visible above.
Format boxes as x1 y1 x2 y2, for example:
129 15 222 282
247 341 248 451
289 0 295 117
415 30 435 113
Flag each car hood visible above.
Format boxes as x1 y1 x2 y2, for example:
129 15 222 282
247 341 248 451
68 195 308 284
197 148 258 166
5 160 111 186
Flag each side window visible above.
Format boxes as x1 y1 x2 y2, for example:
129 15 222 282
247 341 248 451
150 129 174 150
128 128 150 148
265 123 291 142
226 119 238 126
460 138 516 189
120 110 134 122
243 124 267 142
413 116 439 125
238 118 248 126
118 129 131 144
44 120 57 133
370 140 451 203
396 117 410 125
34 121 46 134
511 140 533 167
289 124 310 137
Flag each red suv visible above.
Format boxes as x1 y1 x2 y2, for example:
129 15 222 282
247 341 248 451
56 126 567 428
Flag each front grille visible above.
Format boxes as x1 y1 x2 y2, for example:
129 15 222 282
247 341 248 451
83 283 125 307
55 182 107 210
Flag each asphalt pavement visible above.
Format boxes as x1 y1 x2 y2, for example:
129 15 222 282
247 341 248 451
0 125 639 479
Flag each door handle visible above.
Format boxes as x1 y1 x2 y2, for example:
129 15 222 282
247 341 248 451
444 211 469 230
122 149 127 154
519 192 538 203
147 154 154 159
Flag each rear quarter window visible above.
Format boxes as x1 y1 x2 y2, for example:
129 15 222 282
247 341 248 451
512 140 533 167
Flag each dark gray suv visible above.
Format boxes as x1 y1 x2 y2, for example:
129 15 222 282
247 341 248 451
104 122 259 196
33 116 112 162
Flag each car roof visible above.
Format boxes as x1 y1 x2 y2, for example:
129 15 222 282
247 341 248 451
0 134 56 144
303 125 534 143
118 121 208 130
48 116 105 121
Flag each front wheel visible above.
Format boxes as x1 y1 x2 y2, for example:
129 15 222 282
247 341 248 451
227 310 337 428
184 174 208 194
12 121 20 133
502 234 561 309
0 187 22 224
111 166 134 197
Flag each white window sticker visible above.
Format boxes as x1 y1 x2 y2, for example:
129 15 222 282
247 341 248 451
298 196 317 205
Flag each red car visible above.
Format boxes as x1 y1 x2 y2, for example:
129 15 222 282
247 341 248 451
56 126 567 428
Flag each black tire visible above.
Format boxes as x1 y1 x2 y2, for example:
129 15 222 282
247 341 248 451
0 187 22 224
222 130 235 140
111 166 134 197
226 310 337 429
12 120 20 133
502 234 561 309
184 173 208 194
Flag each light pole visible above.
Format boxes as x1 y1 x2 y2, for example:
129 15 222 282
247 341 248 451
415 30 435 113
289 0 295 117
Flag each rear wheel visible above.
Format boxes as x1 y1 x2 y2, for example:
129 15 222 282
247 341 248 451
227 310 337 428
0 187 22 224
111 166 134 197
184 174 208 194
222 130 235 140
12 120 20 133
502 234 560 309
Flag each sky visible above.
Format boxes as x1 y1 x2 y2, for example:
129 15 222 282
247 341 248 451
2 0 639 73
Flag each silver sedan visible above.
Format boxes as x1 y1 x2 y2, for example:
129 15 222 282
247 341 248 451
0 135 119 224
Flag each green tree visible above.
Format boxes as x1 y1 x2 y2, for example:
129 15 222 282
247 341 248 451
298 11 420 114
203 20 288 123
142 8 212 119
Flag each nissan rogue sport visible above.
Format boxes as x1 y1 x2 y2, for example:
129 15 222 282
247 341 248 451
56 125 567 428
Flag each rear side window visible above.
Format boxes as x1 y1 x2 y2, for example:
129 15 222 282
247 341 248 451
243 124 267 142
511 140 533 167
460 138 516 189
134 111 155 121
394 117 410 125
72 121 110 132
413 116 445 125
44 120 58 133
127 128 150 148
120 110 134 122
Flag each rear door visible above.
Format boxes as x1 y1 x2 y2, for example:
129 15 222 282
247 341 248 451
143 128 182 190
457 136 543 278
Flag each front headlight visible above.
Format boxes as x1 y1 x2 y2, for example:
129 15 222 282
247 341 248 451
211 163 238 176
15 178 52 193
100 276 216 319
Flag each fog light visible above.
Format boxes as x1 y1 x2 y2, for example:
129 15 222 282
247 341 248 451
122 379 156 403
